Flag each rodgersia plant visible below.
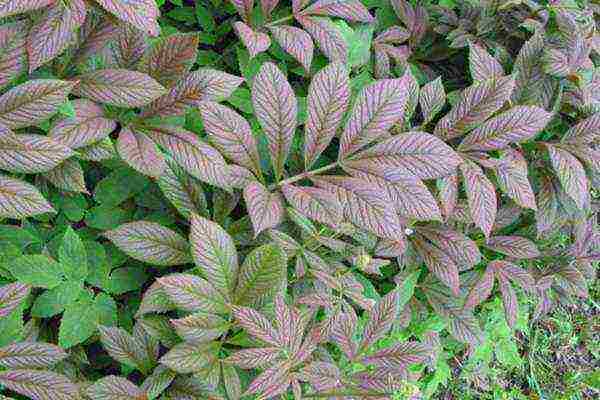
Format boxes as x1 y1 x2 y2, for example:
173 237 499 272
0 0 597 399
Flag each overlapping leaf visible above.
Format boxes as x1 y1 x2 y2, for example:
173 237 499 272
547 144 589 209
419 77 445 125
0 133 74 173
0 22 28 90
86 375 146 400
298 16 348 63
0 342 67 369
460 160 497 238
158 274 227 314
244 181 285 237
301 0 373 23
0 175 54 218
0 0 54 18
117 127 165 178
269 25 314 72
468 42 504 82
281 184 342 227
0 370 78 400
94 0 160 36
233 22 271 59
140 33 199 88
0 283 30 318
50 99 116 149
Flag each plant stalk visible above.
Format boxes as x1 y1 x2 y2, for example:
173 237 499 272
271 161 338 190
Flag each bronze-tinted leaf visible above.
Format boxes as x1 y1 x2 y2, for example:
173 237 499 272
231 306 279 346
43 159 88 194
362 341 429 370
0 342 67 369
95 0 160 36
233 22 271 59
111 23 148 69
460 160 497 238
417 227 481 271
494 150 537 210
0 21 28 90
468 41 504 82
412 235 460 296
86 375 146 400
485 236 540 259
304 62 349 168
281 184 342 228
0 133 74 173
562 113 600 144
437 173 458 219
50 99 116 149
0 175 54 218
243 181 285 237
252 62 297 180
269 25 314 72
117 127 165 178
0 283 30 318
298 16 347 63
301 0 373 23
72 13 118 66
170 312 229 344
158 273 227 314
140 33 199 87
360 290 399 351
159 341 219 374
0 370 78 400
158 159 207 219
492 261 534 292
547 144 589 210
419 77 445 125
463 267 495 309
226 347 281 369
434 75 515 139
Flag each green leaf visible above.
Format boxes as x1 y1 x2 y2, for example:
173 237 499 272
58 291 98 348
94 168 150 207
8 255 63 288
335 20 374 68
397 270 420 309
58 227 87 281
0 302 24 347
58 101 76 118
31 281 84 318
95 292 118 327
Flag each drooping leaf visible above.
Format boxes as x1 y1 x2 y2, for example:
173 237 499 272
73 69 166 107
0 22 28 90
94 0 160 36
547 144 589 210
105 221 191 266
50 99 116 148
158 273 227 314
190 213 239 299
459 106 552 151
140 33 199 88
468 41 504 82
142 70 244 118
117 127 165 178
460 160 497 238
0 133 74 173
0 370 78 400
298 16 347 63
243 181 285 237
269 25 314 72
252 62 297 180
485 236 540 259
233 22 271 59
234 243 287 306
0 175 54 218
86 375 146 400
198 101 261 176
304 62 349 168
434 75 515 139
339 76 409 158
0 342 67 369
345 132 462 179
0 80 75 129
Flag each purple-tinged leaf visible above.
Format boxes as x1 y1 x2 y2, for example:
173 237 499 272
252 62 297 180
86 375 146 400
0 21 28 90
243 362 290 399
158 273 227 314
160 342 219 374
463 267 495 309
228 164 257 189
535 176 559 238
460 160 497 238
27 0 87 72
269 25 314 72
375 238 406 257
547 144 589 210
346 131 462 179
360 290 399 351
78 137 116 161
222 363 242 400
234 243 286 306
171 312 229 344
419 77 445 125
0 80 75 129
50 99 116 148
498 277 518 328
562 113 600 144
144 125 231 190
313 175 402 240
412 235 460 296
374 26 410 44
281 184 342 228
73 69 166 107
111 23 148 69
446 307 484 345
0 175 54 218
417 228 481 271
494 150 537 210
229 0 254 22
243 181 285 237
0 370 78 400
491 261 534 292
339 76 410 158
104 221 191 266
226 347 281 369
198 101 261 176
298 16 347 63
141 366 176 400
43 159 88 194
232 306 280 346
556 263 589 298
140 33 199 88
0 283 30 318
330 312 357 359
94 0 160 36
373 47 390 79
362 342 429 370
158 159 208 219
117 127 165 178
98 326 151 370
72 13 117 65
0 0 54 18
299 362 342 392
437 173 458 220
486 236 540 259
304 62 349 168
233 22 271 59
0 342 67 369
468 41 504 82
301 0 373 23
434 75 515 140
137 281 176 316
190 213 239 299
459 106 552 151
261 0 279 18
142 70 243 118
345 163 442 221
0 133 74 173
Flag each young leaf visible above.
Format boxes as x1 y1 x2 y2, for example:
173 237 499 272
434 75 515 139
547 145 589 209
0 134 74 173
59 226 87 281
105 221 191 266
0 175 54 218
50 99 116 148
158 273 227 314
140 33 199 88
468 41 504 82
0 370 78 400
58 293 99 348
0 283 30 318
243 181 285 237
0 21 28 90
346 132 462 179
86 375 146 400
190 213 239 299
360 290 399 351
339 76 409 158
94 0 160 36
0 80 75 129
298 16 348 63
304 62 350 168
117 127 165 178
460 160 497 238
233 22 271 59
170 312 229 344
252 62 297 180
234 243 287 306
73 69 166 107
269 25 314 72
198 101 262 176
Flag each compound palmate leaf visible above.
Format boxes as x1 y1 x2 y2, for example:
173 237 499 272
105 221 192 266
234 243 286 306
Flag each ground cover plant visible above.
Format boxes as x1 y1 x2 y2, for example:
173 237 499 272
0 0 598 399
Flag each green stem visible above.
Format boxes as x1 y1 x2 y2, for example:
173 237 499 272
265 14 294 27
302 391 395 398
270 161 338 190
